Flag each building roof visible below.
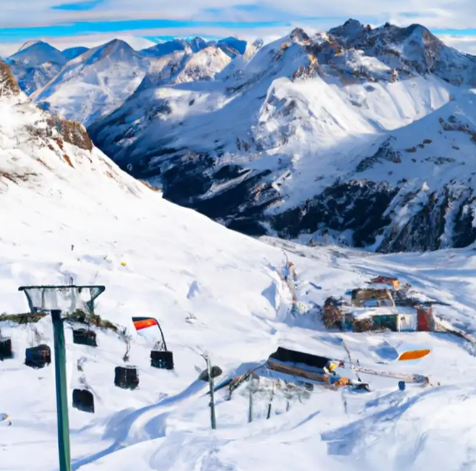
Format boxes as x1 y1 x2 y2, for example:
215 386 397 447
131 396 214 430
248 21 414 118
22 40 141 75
350 306 416 320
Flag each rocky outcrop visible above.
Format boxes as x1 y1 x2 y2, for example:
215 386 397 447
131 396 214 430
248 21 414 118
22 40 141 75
0 61 21 96
272 181 399 247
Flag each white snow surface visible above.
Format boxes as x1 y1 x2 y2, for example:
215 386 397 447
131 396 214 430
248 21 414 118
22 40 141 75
4 83 476 471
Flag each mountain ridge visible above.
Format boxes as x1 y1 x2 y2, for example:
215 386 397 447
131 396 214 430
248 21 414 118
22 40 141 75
88 21 476 252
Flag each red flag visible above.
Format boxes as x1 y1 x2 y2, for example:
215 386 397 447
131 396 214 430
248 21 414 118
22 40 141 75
132 317 158 331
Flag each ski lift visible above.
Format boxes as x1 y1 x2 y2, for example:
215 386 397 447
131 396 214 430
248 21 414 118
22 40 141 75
25 344 51 368
114 365 139 390
72 328 97 347
72 389 95 413
0 337 12 360
132 317 174 370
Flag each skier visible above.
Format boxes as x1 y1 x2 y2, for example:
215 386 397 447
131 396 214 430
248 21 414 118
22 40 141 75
324 360 345 376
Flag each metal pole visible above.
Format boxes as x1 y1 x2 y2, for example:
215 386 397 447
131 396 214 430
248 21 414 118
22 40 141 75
248 387 253 423
206 355 216 430
266 383 275 420
51 310 71 471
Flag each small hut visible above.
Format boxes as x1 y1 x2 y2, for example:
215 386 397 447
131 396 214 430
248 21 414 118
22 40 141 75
351 288 395 308
368 276 400 290
351 307 416 332
416 306 434 331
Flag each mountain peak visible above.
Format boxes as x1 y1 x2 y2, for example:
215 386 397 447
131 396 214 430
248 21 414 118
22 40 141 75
328 18 371 41
188 37 208 53
289 28 310 43
82 39 138 65
101 39 135 54
18 40 45 52
9 41 66 67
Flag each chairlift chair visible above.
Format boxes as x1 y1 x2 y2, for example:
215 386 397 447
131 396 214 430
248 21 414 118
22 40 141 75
132 317 175 370
72 389 95 413
0 337 13 360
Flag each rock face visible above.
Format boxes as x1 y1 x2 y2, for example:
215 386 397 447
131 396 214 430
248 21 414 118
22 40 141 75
0 59 139 197
0 61 21 96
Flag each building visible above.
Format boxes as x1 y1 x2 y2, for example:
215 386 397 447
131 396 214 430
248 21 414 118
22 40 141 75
349 306 417 332
368 276 400 290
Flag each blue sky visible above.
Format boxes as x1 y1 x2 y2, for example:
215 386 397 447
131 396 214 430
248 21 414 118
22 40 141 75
0 0 475 55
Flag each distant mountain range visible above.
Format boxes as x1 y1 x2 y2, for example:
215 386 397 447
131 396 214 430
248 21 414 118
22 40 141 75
7 20 476 252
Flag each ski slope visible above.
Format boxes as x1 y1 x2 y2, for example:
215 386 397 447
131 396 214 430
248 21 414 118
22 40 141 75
3 194 476 471
3 59 476 471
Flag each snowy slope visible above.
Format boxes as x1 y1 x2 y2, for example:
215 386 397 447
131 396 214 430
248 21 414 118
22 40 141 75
31 39 151 126
89 21 476 251
5 59 476 471
137 46 232 92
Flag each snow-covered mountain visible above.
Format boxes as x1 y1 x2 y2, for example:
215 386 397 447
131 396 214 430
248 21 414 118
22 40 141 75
141 37 210 57
7 41 67 95
141 38 193 57
140 36 249 58
6 36 257 127
31 39 151 126
272 92 476 251
89 21 476 251
9 41 66 67
6 55 476 471
137 45 232 92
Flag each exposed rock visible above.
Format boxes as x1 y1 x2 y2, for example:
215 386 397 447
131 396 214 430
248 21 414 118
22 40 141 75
0 61 21 96
272 181 399 247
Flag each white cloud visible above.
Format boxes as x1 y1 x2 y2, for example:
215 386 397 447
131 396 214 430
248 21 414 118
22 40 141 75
1 1 476 58
0 24 295 57
1 24 476 59
0 0 475 29
437 35 476 55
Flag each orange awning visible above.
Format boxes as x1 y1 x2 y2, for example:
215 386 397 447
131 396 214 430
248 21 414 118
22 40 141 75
398 349 431 361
